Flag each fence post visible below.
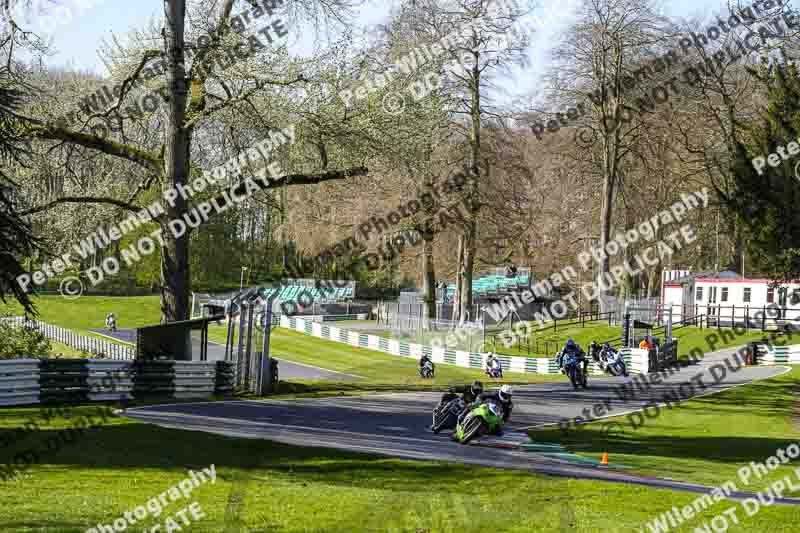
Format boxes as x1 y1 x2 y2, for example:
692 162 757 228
762 306 766 331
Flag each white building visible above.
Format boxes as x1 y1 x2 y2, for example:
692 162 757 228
661 270 800 327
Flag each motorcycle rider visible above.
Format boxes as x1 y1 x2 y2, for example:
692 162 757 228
557 339 588 376
419 353 435 376
485 353 502 376
105 312 117 332
459 385 514 435
588 340 601 363
438 380 484 408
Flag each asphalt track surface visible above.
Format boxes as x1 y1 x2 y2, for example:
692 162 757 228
122 348 800 503
92 328 359 381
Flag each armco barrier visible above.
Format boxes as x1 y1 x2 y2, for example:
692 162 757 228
279 315 652 376
0 360 40 406
39 359 90 404
0 359 234 407
133 361 218 399
87 360 134 401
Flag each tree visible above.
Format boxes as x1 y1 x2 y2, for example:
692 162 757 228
411 0 532 322
11 0 368 322
723 55 800 282
546 0 667 310
0 8 42 314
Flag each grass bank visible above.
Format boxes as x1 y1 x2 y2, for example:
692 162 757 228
1 404 799 532
529 365 800 493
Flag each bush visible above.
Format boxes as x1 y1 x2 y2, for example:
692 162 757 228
0 321 51 359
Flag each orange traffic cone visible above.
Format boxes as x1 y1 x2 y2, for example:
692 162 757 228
600 452 609 465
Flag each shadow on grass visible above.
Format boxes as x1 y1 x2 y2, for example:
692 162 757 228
528 371 800 468
0 417 538 494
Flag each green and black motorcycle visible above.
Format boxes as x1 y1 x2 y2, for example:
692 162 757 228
453 401 504 444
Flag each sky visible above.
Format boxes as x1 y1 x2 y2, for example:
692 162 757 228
6 0 731 101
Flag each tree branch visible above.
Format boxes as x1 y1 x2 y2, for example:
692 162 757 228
205 166 369 217
20 196 143 217
18 114 163 173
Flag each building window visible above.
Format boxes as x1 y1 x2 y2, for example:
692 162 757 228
743 287 751 303
767 288 775 303
696 287 704 302
721 287 729 302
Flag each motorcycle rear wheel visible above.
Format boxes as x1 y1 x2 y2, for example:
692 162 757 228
432 404 456 433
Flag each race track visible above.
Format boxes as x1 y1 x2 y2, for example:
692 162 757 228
122 348 799 503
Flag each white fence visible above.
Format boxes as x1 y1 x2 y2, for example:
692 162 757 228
280 315 652 376
2 317 135 360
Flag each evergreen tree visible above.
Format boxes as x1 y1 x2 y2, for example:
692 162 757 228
0 62 39 315
722 54 800 282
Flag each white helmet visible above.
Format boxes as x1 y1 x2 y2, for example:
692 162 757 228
498 385 512 402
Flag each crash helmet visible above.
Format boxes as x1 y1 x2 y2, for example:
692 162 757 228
566 339 575 348
471 380 484 395
498 385 513 402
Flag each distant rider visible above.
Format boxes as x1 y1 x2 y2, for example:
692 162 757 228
557 339 587 375
419 353 434 373
485 353 502 376
588 340 601 363
105 313 117 332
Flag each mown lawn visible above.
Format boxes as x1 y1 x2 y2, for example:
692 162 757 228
493 320 769 360
47 340 90 358
529 365 800 493
1 295 160 342
207 325 562 394
1 403 800 532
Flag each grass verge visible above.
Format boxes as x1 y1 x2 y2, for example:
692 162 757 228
1 404 800 532
529 365 800 493
207 325 562 395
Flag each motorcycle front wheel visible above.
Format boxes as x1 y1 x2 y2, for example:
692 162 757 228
568 369 579 390
461 416 486 444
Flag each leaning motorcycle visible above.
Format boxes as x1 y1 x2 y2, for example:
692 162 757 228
564 353 587 389
419 360 435 378
453 401 504 444
431 397 465 433
601 347 628 377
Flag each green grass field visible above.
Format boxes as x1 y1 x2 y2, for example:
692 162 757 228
206 325 560 394
2 402 800 532
530 365 800 492
2 297 800 531
493 319 768 360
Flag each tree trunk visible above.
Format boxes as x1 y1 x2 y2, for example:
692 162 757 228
457 46 481 324
160 0 192 323
453 237 463 323
597 169 614 311
459 224 475 323
647 266 661 298
421 230 437 321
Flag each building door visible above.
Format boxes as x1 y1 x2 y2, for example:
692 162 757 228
708 286 717 317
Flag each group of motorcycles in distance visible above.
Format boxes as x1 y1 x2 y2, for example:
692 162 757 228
561 340 628 390
421 340 629 444
418 353 505 380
